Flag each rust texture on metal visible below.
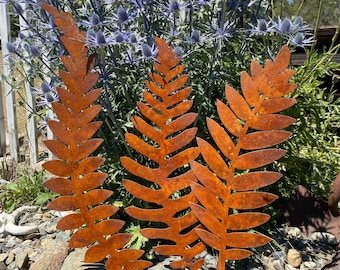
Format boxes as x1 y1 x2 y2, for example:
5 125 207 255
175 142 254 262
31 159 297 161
121 37 205 269
40 4 152 269
189 45 297 269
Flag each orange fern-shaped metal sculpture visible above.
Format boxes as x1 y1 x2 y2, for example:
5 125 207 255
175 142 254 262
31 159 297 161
121 37 205 269
190 46 296 269
40 4 152 269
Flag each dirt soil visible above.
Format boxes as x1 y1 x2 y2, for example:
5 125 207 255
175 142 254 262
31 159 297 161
278 185 340 269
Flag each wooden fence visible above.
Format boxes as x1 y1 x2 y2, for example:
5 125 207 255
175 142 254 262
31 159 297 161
0 2 39 168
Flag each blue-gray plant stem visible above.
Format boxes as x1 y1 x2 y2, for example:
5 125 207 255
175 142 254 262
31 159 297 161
220 0 227 29
194 40 219 127
308 0 324 63
97 48 132 157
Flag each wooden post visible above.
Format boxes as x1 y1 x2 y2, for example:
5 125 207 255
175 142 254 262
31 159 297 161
0 3 7 156
0 3 19 162
19 12 38 167
0 84 6 156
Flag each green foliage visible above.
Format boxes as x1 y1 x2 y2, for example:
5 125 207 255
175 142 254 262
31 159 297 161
0 169 56 213
4 0 340 236
273 0 340 26
274 44 340 200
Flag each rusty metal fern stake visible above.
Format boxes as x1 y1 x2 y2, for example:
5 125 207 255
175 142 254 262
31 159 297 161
40 4 152 270
121 38 205 269
189 46 297 270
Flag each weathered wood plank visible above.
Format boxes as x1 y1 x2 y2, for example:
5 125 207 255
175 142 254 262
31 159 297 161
0 3 18 161
291 53 340 66
0 84 6 156
19 13 38 167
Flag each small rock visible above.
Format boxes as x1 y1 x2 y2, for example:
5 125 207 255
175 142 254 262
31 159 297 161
29 241 69 270
21 240 32 247
25 233 40 240
5 237 21 249
300 261 317 269
39 238 53 248
285 264 297 270
287 249 302 268
55 231 70 242
60 248 87 270
287 227 302 238
0 262 7 270
5 251 14 265
267 259 285 270
272 251 285 260
14 250 28 269
309 232 339 246
0 254 8 263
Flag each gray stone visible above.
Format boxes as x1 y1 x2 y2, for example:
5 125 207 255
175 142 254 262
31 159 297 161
0 254 8 263
272 251 285 260
55 231 70 242
0 262 7 270
14 250 28 269
5 251 14 265
285 264 297 270
29 241 69 270
286 227 302 238
267 259 285 270
309 231 339 246
60 248 86 270
300 261 317 269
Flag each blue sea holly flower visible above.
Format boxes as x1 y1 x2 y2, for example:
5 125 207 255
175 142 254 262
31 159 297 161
86 29 96 40
173 46 183 58
141 43 158 60
82 13 103 27
117 6 129 23
213 21 233 41
18 32 26 40
29 45 40 57
169 0 180 12
293 16 303 27
161 0 187 15
129 33 138 44
96 31 108 45
86 30 115 47
40 82 51 94
279 18 293 34
273 16 310 35
190 30 201 44
37 92 59 106
31 81 53 95
6 42 17 54
45 93 56 103
115 31 125 43
249 19 274 35
290 32 314 47
91 13 101 26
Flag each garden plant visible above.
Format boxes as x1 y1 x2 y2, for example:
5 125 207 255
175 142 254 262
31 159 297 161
39 3 297 269
1 0 340 269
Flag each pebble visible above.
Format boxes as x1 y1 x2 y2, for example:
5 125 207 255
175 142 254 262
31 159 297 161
309 231 339 246
287 249 302 267
0 206 338 269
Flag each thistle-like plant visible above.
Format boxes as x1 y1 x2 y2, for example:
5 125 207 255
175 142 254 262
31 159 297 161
189 45 297 269
121 37 205 269
40 4 151 269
